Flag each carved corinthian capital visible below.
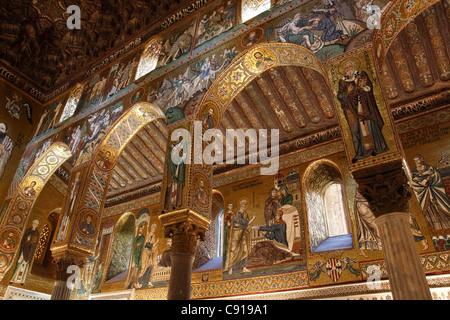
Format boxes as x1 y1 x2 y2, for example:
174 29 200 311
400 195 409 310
159 209 209 255
355 161 412 218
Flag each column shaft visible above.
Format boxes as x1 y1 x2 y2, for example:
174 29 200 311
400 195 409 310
375 212 432 300
51 280 72 300
167 252 195 300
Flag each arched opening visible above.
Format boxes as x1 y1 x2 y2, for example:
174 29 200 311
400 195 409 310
194 190 224 271
57 102 166 261
90 218 114 294
186 43 342 278
30 209 60 278
303 160 352 253
104 212 135 283
241 0 271 23
323 182 350 237
59 83 84 123
135 38 162 80
0 142 71 280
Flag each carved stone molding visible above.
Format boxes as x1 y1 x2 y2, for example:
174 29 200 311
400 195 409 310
355 161 412 218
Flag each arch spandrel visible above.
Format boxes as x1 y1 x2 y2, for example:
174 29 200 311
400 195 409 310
0 142 72 279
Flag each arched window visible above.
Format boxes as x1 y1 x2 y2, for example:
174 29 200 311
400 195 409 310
31 209 60 278
241 0 271 23
304 161 352 253
323 182 350 237
59 83 84 123
216 208 224 257
135 39 163 80
193 191 224 271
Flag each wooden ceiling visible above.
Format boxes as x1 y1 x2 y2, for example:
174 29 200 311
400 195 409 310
380 2 450 108
0 0 191 90
106 117 168 199
218 66 338 144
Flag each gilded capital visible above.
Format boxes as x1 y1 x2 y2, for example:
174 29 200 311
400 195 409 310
355 161 412 218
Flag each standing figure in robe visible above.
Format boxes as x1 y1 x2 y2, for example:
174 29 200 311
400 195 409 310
11 220 40 284
224 199 255 274
264 188 281 226
0 122 13 180
164 136 186 211
411 154 450 232
337 60 388 163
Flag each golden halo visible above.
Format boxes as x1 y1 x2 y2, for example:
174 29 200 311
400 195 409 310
338 57 361 76
135 104 158 122
244 47 277 74
20 176 44 198
95 146 117 171
236 195 252 210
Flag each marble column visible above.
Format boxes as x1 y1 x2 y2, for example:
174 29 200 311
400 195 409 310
356 162 432 300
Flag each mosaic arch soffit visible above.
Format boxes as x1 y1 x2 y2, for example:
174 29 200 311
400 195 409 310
92 102 166 165
374 0 442 68
0 142 72 279
194 42 331 123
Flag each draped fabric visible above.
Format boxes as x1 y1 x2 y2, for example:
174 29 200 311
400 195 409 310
411 164 450 231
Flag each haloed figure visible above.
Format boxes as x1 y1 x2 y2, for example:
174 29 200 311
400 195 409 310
337 60 388 163
224 199 255 274
164 136 186 211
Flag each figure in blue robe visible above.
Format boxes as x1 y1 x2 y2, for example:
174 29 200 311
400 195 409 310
317 14 343 42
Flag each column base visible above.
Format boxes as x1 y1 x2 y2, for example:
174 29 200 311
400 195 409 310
51 280 73 300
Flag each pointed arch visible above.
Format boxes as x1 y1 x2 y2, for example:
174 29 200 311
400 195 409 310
135 38 163 81
105 212 135 284
302 159 353 253
0 142 71 279
373 0 442 69
60 102 165 255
